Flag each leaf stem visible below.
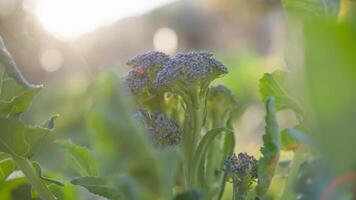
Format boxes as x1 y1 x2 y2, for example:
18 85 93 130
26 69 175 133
12 155 56 200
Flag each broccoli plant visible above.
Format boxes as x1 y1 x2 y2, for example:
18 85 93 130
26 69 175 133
0 37 59 200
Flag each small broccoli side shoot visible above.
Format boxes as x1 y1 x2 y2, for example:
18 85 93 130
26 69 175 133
207 85 238 128
224 153 258 200
137 109 182 149
124 51 171 111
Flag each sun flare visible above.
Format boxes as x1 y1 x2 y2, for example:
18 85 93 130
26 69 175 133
34 0 177 39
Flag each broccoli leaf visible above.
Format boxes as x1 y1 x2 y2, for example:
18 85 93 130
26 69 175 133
55 139 98 177
32 162 64 187
0 177 29 200
174 189 202 200
0 37 42 117
256 97 280 197
281 127 316 151
259 70 303 120
259 71 303 121
156 149 180 199
282 0 331 16
0 115 57 158
0 153 15 183
87 72 162 197
71 177 121 199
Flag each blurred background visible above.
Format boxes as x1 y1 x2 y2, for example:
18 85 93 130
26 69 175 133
0 0 286 149
0 0 308 199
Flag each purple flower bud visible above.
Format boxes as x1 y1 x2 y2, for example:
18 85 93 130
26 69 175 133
136 110 182 149
126 51 171 77
123 70 149 95
224 152 258 180
154 51 228 90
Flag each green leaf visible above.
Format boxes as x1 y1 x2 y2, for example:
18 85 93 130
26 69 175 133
11 182 32 200
0 116 57 158
156 149 180 199
0 177 28 200
71 177 120 199
282 0 331 16
174 189 202 200
55 139 98 177
256 97 280 197
281 127 315 151
0 37 42 117
259 71 303 121
0 154 15 183
32 162 64 187
88 72 162 196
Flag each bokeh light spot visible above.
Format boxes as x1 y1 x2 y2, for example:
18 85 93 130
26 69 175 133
153 27 178 54
40 49 63 72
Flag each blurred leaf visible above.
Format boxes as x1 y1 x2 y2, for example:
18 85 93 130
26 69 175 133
87 72 162 197
71 177 121 199
0 116 57 158
55 139 98 177
156 149 180 199
281 127 316 151
174 189 202 200
302 18 356 189
32 162 64 187
0 154 15 183
46 184 81 200
259 71 303 121
256 97 280 197
0 37 42 117
274 160 291 178
0 177 28 200
11 182 31 200
282 0 330 16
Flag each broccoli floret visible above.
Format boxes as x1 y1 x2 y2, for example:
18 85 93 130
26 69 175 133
136 109 182 149
127 51 170 78
224 153 258 198
124 51 172 111
224 153 258 179
154 51 228 95
207 85 238 128
124 70 149 95
124 51 171 94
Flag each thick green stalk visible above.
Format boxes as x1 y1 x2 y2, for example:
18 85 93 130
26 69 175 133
182 87 205 186
12 155 56 200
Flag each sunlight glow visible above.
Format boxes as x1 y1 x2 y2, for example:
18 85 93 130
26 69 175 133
34 0 177 39
153 27 178 54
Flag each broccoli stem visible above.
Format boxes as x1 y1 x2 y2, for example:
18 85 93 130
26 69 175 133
12 155 56 200
182 87 205 187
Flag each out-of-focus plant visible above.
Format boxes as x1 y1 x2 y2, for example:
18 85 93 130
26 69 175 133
0 37 59 200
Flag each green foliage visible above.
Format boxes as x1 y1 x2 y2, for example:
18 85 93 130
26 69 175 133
0 37 58 200
71 177 127 200
174 189 202 200
82 71 179 199
259 71 303 120
256 97 280 197
0 116 57 158
0 154 14 184
55 139 98 177
0 177 29 200
281 0 339 17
